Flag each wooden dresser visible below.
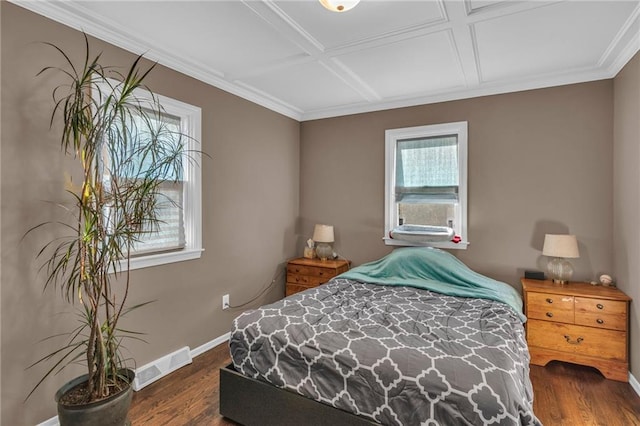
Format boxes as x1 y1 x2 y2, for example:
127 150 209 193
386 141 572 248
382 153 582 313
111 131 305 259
286 257 350 297
522 278 631 382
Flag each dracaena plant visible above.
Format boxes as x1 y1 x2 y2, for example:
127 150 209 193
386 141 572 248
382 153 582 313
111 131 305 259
28 34 191 403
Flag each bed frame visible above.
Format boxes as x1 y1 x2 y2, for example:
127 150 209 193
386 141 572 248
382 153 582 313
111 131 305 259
219 364 379 426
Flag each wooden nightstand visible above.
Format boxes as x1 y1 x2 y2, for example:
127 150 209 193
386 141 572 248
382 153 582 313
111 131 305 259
286 258 350 297
522 278 631 382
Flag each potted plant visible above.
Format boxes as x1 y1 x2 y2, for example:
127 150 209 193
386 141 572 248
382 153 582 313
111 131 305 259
28 35 192 425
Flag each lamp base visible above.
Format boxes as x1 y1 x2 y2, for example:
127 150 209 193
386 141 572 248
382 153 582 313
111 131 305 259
547 257 574 285
315 243 333 261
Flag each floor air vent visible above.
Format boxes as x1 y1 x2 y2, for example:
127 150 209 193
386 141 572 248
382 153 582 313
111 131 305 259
133 346 192 391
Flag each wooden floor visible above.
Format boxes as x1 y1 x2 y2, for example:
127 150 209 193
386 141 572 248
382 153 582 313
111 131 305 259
128 343 236 426
129 343 640 425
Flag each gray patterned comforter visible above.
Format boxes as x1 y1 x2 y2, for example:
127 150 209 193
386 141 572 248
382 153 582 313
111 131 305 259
230 278 540 425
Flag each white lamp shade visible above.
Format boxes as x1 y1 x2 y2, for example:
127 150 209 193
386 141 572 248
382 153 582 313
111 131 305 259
542 234 580 258
313 224 334 243
319 0 360 12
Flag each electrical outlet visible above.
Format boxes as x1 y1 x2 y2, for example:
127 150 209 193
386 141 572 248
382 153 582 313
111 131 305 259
222 294 230 310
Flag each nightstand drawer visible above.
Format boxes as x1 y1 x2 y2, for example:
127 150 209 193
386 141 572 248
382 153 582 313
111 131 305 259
286 265 339 280
575 297 627 330
287 274 324 286
287 264 312 276
526 292 574 323
307 265 338 279
527 319 627 362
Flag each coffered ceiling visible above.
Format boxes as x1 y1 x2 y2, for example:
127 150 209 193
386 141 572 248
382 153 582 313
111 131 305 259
11 0 640 121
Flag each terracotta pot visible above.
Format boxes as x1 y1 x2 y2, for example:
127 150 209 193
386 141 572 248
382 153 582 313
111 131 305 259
55 369 135 426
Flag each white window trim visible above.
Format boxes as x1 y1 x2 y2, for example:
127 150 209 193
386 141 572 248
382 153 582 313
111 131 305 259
384 121 469 250
95 80 203 270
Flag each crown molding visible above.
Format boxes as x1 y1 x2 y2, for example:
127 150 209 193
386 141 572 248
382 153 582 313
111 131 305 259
10 0 639 123
301 66 611 121
600 1 640 77
9 0 304 121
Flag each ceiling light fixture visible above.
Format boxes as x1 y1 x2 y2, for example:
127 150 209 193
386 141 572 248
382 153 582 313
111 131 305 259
319 0 360 12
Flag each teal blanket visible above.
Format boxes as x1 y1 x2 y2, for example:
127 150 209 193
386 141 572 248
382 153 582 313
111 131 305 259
338 247 525 322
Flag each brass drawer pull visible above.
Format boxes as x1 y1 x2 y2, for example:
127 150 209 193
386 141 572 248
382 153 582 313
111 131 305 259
564 335 584 345
596 319 604 324
546 298 553 304
546 312 554 318
596 303 604 310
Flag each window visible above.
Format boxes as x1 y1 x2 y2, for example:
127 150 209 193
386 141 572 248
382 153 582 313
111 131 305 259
384 122 468 249
97 82 203 270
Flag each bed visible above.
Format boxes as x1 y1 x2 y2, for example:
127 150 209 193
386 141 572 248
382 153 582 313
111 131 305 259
221 248 541 425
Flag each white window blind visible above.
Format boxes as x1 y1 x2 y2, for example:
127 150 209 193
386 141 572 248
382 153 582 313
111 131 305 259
131 180 186 256
395 135 459 204
131 110 185 256
103 108 187 257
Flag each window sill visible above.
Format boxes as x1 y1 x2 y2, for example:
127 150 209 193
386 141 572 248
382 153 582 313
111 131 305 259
383 237 469 250
118 248 204 271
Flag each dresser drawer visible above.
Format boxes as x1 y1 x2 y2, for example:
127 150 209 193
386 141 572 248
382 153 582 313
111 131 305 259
526 292 574 323
286 265 338 280
287 264 312 276
575 297 627 331
287 274 324 286
527 319 627 362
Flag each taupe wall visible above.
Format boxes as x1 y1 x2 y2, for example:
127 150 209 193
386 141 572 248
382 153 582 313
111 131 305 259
1 2 636 424
301 81 614 288
613 52 640 379
0 3 300 425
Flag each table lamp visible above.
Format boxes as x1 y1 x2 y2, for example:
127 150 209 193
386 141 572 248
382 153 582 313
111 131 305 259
313 224 334 261
542 234 580 284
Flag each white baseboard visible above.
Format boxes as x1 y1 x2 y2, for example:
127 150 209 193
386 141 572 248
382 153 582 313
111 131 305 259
36 417 60 426
191 332 230 358
133 346 193 391
629 372 640 397
36 332 231 426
